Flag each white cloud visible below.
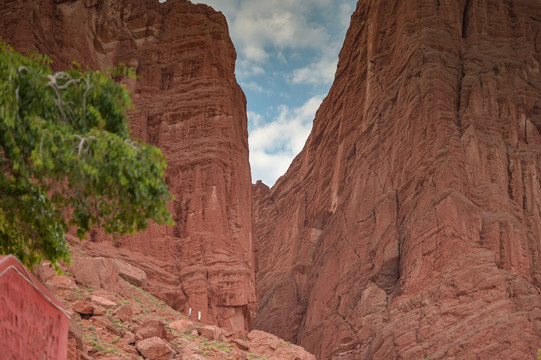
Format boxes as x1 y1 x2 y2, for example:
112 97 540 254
241 81 268 94
249 151 295 186
199 0 353 81
276 52 287 64
243 44 269 63
230 2 330 51
289 56 338 86
339 2 355 28
247 111 264 128
236 59 265 78
249 95 324 185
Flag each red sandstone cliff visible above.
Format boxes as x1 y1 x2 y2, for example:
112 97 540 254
0 0 256 333
253 0 541 358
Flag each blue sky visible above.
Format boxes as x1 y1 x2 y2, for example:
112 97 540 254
195 0 356 185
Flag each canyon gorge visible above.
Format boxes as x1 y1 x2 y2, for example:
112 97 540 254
2 0 541 359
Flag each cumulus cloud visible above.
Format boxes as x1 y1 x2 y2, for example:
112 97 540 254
241 81 269 94
236 59 265 78
243 44 269 63
339 2 355 28
249 95 324 185
247 111 264 128
200 0 352 80
289 56 338 86
229 1 330 50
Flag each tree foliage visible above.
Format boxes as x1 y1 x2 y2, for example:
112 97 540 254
0 43 173 269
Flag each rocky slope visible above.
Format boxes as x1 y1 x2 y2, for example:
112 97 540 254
0 0 256 333
38 245 315 360
253 0 541 358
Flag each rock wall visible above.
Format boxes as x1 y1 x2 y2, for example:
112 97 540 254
0 0 256 333
253 0 541 358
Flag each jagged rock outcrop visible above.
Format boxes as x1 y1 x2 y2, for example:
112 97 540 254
0 0 256 333
253 0 541 358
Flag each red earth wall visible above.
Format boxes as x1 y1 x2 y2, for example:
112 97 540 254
0 255 70 360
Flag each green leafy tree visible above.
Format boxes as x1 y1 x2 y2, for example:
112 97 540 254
0 43 173 269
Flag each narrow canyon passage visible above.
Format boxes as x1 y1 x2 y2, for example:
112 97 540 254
1 0 541 359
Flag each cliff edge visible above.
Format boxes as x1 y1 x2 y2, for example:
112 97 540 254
253 0 541 358
1 0 256 333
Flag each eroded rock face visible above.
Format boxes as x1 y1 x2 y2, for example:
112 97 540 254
0 0 255 332
253 0 541 358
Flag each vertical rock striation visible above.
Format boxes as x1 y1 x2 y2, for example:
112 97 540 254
0 0 256 332
253 0 541 358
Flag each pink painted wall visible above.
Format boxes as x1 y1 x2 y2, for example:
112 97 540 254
0 255 69 360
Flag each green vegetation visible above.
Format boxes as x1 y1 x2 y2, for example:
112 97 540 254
84 329 103 352
0 43 173 269
247 354 268 360
107 314 127 333
195 338 236 359
73 284 93 300
182 329 197 340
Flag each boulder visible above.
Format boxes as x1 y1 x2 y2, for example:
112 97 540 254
93 306 107 316
47 275 78 292
233 338 250 351
246 330 315 360
36 261 57 282
122 331 136 345
179 342 201 359
92 316 120 336
114 304 133 322
70 257 119 291
91 295 116 308
136 316 167 340
71 300 94 315
63 292 76 302
196 325 223 341
136 337 174 360
112 259 148 287
169 319 193 333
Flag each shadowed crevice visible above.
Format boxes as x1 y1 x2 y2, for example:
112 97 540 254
462 0 472 38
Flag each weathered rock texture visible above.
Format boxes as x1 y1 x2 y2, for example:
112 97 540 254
0 0 256 332
253 0 541 358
